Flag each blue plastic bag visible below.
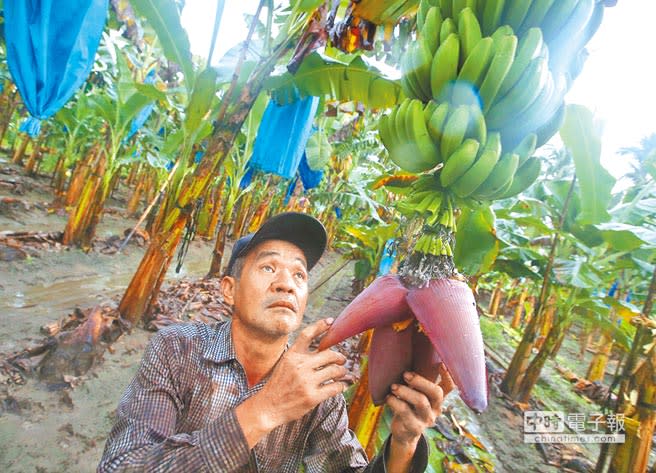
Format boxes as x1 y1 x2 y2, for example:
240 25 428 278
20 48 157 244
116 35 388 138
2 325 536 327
298 152 323 190
249 96 319 179
5 0 109 137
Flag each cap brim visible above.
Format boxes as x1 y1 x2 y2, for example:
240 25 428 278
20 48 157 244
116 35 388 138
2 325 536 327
233 212 327 271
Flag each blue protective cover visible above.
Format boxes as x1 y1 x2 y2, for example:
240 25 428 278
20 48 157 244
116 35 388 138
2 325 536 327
249 96 319 179
377 239 397 276
5 0 109 135
298 151 323 190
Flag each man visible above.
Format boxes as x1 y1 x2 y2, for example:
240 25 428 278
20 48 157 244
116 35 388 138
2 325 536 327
99 212 448 472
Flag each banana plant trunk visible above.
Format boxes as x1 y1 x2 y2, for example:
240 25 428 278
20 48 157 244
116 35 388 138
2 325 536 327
65 144 100 207
516 291 576 403
11 135 30 165
511 286 529 328
0 87 19 145
501 175 576 398
62 149 111 249
126 170 148 216
24 132 45 176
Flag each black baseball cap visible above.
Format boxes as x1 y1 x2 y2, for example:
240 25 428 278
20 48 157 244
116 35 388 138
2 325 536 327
225 212 327 276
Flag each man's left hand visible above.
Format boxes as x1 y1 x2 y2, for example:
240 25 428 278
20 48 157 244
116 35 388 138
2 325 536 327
386 371 445 447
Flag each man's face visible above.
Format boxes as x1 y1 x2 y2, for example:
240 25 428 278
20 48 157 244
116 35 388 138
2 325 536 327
222 239 309 340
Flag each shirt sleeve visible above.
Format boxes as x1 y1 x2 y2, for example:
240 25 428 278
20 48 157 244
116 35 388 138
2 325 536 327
97 331 253 472
302 395 429 473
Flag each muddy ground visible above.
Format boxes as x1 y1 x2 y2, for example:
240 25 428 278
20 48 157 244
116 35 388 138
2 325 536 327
0 159 603 472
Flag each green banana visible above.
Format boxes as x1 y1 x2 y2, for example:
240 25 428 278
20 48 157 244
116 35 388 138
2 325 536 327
400 50 423 100
502 0 532 31
491 24 514 41
512 133 537 168
518 0 556 35
424 100 439 123
430 33 460 100
500 71 555 147
450 132 501 197
439 138 480 187
408 99 442 171
427 102 450 143
439 0 452 18
548 0 596 75
421 7 443 55
440 18 458 44
467 104 487 145
535 103 566 148
440 105 470 159
479 32 518 113
473 152 520 200
416 0 432 30
487 55 549 131
482 0 506 36
451 0 469 18
377 112 393 151
458 37 495 87
497 27 544 98
457 7 483 62
496 156 541 199
413 39 435 101
540 0 580 43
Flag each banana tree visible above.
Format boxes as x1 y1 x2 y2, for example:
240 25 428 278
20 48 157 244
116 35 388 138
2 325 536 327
50 95 100 206
62 35 166 248
206 92 267 277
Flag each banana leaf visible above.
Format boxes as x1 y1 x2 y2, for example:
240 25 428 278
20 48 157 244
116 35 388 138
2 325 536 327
454 205 499 275
130 0 194 92
559 104 615 225
266 52 402 109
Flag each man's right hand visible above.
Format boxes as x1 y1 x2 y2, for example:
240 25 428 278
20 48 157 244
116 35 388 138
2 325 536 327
236 318 348 448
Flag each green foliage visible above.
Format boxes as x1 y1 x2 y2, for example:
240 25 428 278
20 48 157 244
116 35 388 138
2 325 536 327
454 204 499 275
266 52 403 109
559 104 615 224
130 0 194 92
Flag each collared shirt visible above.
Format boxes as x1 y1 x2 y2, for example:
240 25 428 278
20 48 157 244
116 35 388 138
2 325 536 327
98 320 428 472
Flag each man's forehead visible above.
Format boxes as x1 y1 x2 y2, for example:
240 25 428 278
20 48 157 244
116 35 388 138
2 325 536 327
251 239 308 266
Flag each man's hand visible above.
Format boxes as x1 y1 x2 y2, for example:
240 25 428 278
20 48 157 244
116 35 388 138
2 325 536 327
236 319 348 448
385 370 452 472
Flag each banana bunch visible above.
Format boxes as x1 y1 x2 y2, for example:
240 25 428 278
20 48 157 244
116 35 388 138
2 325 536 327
445 131 542 201
379 97 487 176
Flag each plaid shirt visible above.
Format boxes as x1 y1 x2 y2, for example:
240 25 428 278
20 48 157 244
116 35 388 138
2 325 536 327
98 320 428 472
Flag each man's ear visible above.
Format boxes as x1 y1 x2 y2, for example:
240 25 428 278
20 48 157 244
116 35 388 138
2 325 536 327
221 276 236 306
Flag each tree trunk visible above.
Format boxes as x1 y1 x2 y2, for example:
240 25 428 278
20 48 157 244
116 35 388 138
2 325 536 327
118 36 292 323
0 88 19 146
548 319 572 359
600 265 656 473
516 310 572 403
511 286 529 328
24 134 44 176
11 135 30 165
62 150 110 249
126 171 147 216
501 175 576 398
65 144 100 207
535 301 555 351
207 219 230 278
586 334 612 382
203 177 226 239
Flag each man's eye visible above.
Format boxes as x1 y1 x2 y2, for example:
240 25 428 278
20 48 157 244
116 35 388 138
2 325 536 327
262 265 274 272
295 271 307 280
